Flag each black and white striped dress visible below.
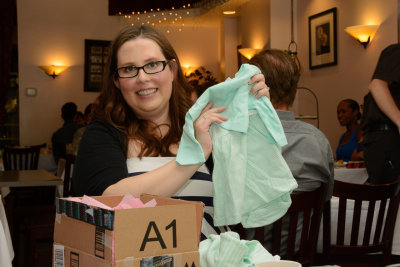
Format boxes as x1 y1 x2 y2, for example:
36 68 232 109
126 157 228 240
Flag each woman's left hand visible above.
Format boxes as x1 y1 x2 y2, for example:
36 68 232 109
248 73 270 99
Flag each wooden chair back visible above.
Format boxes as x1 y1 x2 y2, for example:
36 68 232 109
3 143 46 170
322 177 400 266
63 153 76 197
238 182 328 266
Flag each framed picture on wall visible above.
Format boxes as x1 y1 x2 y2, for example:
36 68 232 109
84 39 111 92
308 7 337 69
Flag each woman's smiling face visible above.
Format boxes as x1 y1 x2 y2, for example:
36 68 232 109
337 101 358 126
114 37 175 121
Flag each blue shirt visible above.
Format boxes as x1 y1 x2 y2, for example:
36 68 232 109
336 127 360 162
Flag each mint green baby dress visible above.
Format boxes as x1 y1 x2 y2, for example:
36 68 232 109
176 64 297 228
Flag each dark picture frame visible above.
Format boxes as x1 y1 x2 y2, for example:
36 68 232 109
308 8 337 69
84 39 111 92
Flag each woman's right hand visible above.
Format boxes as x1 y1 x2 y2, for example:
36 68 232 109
193 102 227 159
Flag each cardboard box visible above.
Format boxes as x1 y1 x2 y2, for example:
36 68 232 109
53 243 199 267
53 194 203 266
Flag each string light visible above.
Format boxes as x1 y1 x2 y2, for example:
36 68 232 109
117 2 194 33
116 1 228 33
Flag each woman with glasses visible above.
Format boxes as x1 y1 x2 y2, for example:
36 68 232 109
72 25 269 239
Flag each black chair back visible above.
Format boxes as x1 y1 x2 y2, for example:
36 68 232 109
3 144 46 170
322 177 400 266
237 182 328 266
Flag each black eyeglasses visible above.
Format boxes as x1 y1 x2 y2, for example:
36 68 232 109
115 60 169 78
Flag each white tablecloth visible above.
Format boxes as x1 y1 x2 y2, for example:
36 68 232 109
334 167 368 184
38 153 57 174
0 195 14 267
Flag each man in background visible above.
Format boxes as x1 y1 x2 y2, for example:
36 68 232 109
248 48 334 252
52 102 79 164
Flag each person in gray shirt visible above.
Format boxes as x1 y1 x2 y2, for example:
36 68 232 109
247 48 334 254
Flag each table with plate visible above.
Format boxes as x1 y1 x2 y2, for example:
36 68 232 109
317 165 400 255
334 166 369 184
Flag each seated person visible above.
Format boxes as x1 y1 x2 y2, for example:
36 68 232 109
71 25 269 240
69 103 94 155
248 48 334 254
74 111 85 127
336 99 363 162
51 102 79 164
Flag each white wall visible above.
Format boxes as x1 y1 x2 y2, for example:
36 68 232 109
17 0 219 146
296 0 398 155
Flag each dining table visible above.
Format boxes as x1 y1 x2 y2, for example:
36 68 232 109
333 165 369 184
0 169 63 188
317 166 400 256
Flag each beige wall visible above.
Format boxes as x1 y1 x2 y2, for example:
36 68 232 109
296 0 398 156
240 0 270 49
270 0 294 50
16 0 399 156
17 0 219 146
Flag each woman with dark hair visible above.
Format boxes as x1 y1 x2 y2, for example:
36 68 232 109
336 99 363 162
72 25 269 239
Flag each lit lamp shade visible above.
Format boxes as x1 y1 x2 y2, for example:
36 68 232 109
183 66 196 77
39 65 69 79
344 25 379 48
238 48 261 60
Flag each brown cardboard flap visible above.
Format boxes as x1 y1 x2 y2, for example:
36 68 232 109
113 203 198 259
54 214 113 260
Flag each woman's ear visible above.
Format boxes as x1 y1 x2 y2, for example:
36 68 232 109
169 59 178 79
113 76 121 89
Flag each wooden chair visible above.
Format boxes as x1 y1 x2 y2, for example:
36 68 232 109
3 143 46 170
237 182 328 266
3 143 53 206
321 177 400 266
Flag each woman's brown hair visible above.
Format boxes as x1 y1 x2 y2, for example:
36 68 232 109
93 25 193 157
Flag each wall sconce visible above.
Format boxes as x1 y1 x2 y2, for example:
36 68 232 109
344 25 379 48
238 48 261 60
183 66 196 77
39 65 68 79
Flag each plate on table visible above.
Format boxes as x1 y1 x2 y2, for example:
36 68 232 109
334 161 347 168
346 161 365 168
